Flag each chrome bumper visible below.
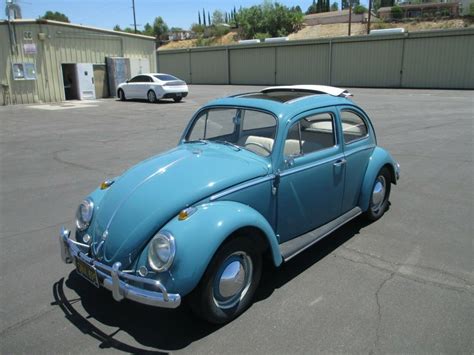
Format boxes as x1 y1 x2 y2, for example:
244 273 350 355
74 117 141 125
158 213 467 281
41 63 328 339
59 227 181 308
395 162 401 181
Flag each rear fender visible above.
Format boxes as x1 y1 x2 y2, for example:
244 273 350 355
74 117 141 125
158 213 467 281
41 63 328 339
359 147 398 211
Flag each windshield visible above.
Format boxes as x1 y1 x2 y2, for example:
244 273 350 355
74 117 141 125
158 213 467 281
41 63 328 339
185 108 277 157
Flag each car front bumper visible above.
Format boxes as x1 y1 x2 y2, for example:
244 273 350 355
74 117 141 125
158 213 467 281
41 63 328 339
58 227 181 309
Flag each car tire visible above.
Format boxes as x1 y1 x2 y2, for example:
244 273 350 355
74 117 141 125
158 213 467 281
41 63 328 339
117 89 126 101
173 97 182 103
365 167 391 221
147 90 157 103
189 236 262 324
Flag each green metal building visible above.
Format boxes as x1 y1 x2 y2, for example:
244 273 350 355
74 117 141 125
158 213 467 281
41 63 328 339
1 19 156 105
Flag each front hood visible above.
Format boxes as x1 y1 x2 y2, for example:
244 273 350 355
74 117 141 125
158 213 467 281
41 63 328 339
88 143 269 267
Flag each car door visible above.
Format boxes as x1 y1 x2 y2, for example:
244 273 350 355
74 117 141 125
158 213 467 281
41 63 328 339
277 109 345 243
124 75 140 98
338 107 375 213
136 75 153 99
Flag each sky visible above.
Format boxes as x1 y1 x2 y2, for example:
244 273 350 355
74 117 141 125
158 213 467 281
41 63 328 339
3 0 369 31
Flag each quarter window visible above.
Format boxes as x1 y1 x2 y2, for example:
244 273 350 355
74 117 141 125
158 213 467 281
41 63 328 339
285 112 335 156
340 110 368 144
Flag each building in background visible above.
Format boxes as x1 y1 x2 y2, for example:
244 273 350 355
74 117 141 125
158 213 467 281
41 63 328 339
0 19 156 105
378 2 460 20
304 9 370 25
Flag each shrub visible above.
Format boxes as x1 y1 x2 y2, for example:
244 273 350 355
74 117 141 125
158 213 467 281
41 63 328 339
353 5 367 14
391 5 403 19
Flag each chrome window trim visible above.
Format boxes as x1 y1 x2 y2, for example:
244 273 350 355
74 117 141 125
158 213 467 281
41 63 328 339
340 108 370 145
210 175 275 201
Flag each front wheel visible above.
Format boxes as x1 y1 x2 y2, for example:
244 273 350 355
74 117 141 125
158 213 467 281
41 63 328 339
147 90 157 103
365 167 391 221
189 237 262 324
117 89 126 101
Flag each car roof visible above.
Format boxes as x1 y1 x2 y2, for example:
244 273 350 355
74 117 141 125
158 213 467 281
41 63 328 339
202 86 357 122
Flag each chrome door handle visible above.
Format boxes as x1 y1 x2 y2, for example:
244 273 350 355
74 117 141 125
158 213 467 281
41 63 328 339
333 158 347 167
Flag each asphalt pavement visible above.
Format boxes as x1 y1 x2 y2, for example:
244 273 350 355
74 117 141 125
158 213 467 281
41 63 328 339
0 86 472 354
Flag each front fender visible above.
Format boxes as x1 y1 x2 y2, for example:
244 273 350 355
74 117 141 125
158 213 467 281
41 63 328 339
359 147 398 211
138 201 282 297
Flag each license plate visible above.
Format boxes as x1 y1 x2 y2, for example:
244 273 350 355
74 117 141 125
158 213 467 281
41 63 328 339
75 257 99 288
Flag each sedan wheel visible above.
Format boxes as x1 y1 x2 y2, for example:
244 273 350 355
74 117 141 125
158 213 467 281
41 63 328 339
147 90 157 103
118 89 126 101
189 237 262 324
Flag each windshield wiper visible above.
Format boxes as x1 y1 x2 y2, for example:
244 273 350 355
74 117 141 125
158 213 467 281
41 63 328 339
184 139 209 144
213 140 241 151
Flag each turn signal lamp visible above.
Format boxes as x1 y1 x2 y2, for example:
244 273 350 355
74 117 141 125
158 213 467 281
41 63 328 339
100 179 114 190
178 207 197 221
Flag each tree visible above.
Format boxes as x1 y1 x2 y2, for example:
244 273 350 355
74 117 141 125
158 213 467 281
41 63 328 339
331 2 339 11
353 4 367 14
198 11 201 25
238 3 303 39
143 23 154 36
208 12 211 26
152 16 169 39
341 0 349 10
113 24 122 31
203 8 207 26
212 10 225 25
391 5 403 19
381 0 395 7
40 11 70 23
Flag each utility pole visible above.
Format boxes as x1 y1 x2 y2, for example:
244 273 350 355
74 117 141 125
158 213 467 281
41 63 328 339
348 0 352 36
367 0 372 34
132 0 137 33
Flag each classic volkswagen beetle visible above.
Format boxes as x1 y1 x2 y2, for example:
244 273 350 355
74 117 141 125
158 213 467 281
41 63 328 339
59 85 400 324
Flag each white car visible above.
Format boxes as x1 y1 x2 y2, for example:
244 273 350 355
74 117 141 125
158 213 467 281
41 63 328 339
117 73 189 103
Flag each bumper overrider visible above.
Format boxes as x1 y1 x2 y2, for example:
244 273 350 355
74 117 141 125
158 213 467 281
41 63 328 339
58 227 181 308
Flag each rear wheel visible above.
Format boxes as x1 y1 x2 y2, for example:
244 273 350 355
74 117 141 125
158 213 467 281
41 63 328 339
365 167 391 221
147 90 157 103
117 89 126 101
189 237 262 324
173 97 182 103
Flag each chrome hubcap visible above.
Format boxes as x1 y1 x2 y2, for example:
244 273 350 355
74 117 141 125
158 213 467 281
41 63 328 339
213 252 253 309
371 175 386 212
148 92 155 101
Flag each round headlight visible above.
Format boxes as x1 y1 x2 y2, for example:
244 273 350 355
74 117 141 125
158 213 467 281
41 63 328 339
75 198 94 231
148 231 176 272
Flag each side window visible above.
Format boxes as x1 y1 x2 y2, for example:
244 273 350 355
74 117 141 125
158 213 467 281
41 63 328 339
285 112 335 156
128 76 140 83
341 110 368 144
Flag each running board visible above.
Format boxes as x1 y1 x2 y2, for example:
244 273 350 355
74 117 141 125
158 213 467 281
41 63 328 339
280 207 362 262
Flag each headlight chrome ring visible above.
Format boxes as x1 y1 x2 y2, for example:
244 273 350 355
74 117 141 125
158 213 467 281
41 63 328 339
148 230 176 272
75 198 94 231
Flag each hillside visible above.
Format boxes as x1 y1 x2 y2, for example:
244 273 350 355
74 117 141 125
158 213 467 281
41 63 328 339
159 18 473 50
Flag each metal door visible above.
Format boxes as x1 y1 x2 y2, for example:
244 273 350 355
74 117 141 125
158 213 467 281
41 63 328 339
75 63 96 100
93 64 109 99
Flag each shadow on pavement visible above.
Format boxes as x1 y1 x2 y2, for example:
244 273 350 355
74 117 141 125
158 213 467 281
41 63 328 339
52 216 371 352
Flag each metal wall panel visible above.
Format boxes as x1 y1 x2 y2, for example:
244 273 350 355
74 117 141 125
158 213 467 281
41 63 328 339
229 47 275 85
0 21 156 105
331 38 404 87
191 49 228 84
276 44 330 85
402 34 474 89
157 52 190 82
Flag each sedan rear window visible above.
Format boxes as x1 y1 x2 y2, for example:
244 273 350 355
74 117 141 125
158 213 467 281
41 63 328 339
154 74 179 81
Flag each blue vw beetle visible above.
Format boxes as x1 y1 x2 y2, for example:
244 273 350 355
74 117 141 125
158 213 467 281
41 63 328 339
59 85 400 323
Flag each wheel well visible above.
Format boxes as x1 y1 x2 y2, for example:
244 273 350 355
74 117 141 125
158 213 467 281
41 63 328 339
226 226 272 260
383 163 397 185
